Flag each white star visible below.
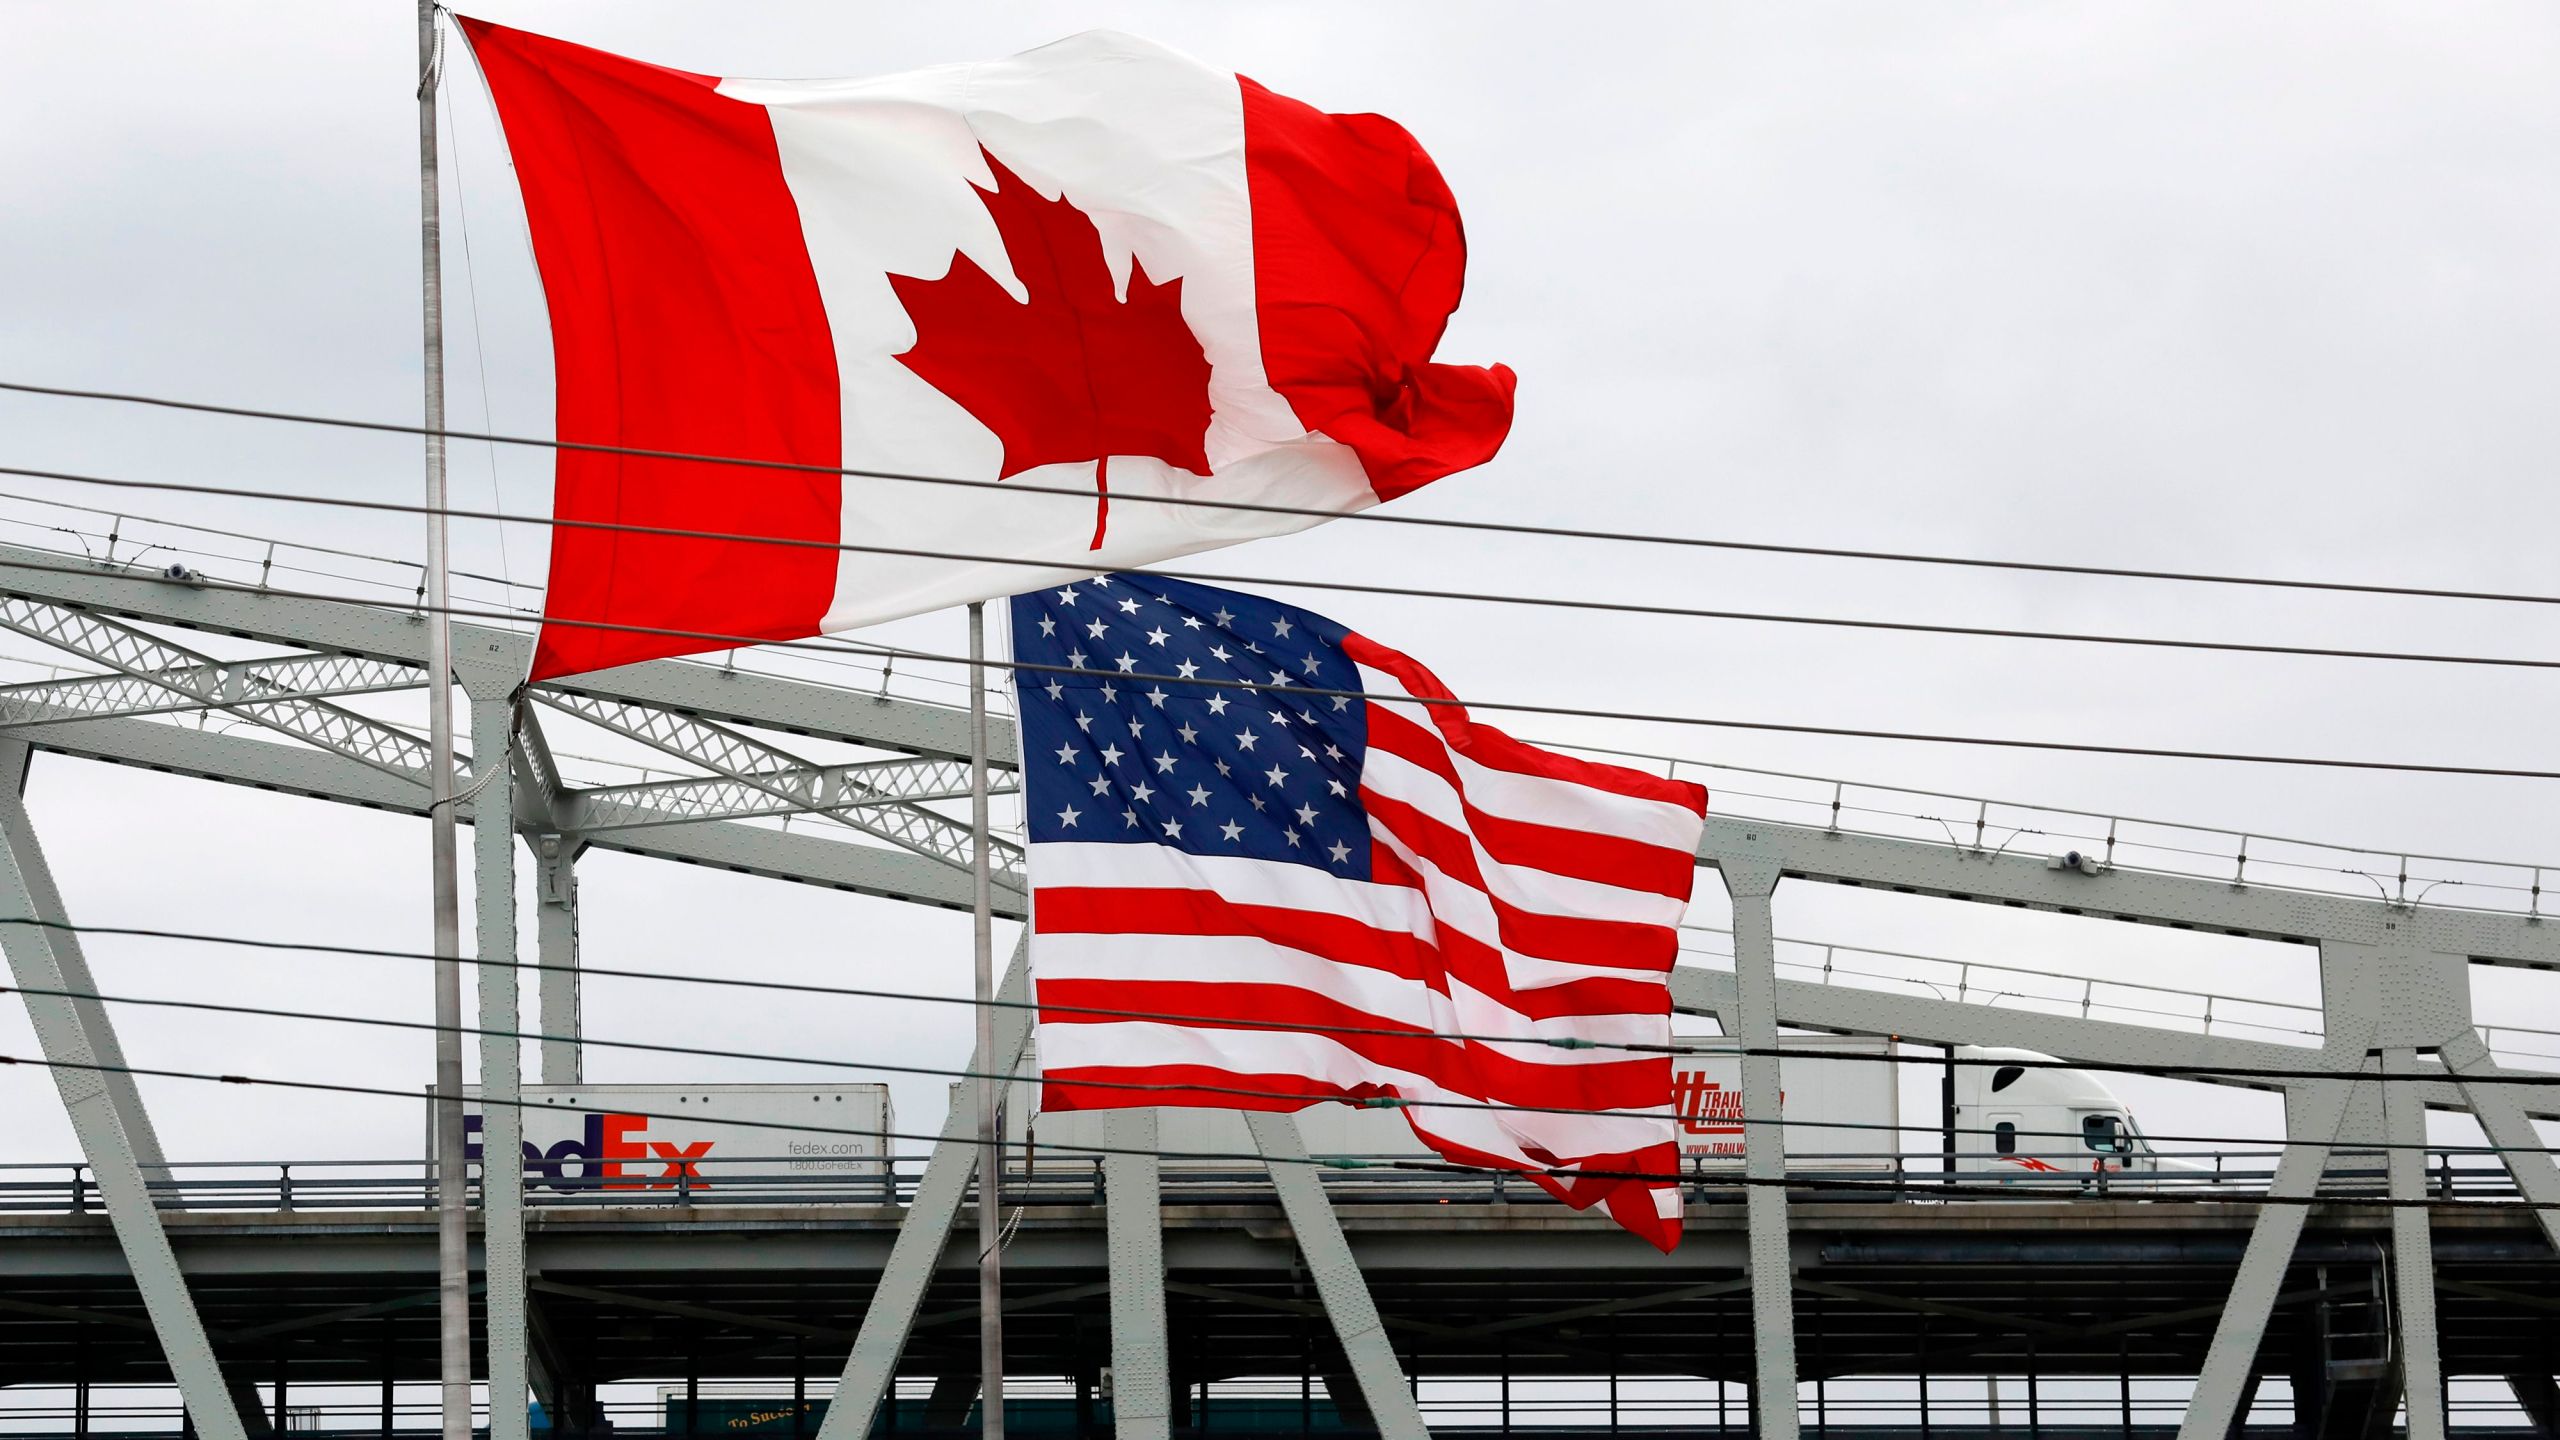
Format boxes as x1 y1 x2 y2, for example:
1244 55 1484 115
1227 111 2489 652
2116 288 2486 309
1327 779 1348 797
1075 712 1095 732
1161 818 1184 839
1235 730 1259 752
1331 695 1352 711
1269 668 1292 686
1204 694 1230 716
1187 784 1211 807
1249 794 1266 811
1145 687 1168 708
1099 743 1125 768
1043 680 1065 701
1300 654 1322 676
1174 660 1200 679
1295 804 1318 825
1099 682 1119 703
1214 758 1231 777
1265 765 1289 788
1129 718 1146 740
1284 828 1301 847
1156 595 1174 606
1269 708 1293 726
1066 649 1088 670
1124 809 1139 828
1088 775 1111 797
1056 805 1081 828
1057 586 1081 606
1213 607 1236 627
1327 840 1352 864
1053 743 1081 766
1272 617 1293 639
1244 641 1263 654
1219 819 1245 842
1299 745 1316 761
1085 618 1108 639
1153 751 1179 774
1177 722 1199 744
1209 644 1232 663
1091 575 1114 589
1324 744 1344 761
1145 626 1170 646
1037 616 1057 637
1180 615 1204 630
1118 597 1141 615
1130 782 1155 804
1114 652 1138 673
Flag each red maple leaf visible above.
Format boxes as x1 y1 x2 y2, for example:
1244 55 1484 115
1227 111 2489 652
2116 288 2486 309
889 149 1214 549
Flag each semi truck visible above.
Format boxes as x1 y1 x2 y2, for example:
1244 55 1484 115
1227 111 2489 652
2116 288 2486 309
432 1084 895 1196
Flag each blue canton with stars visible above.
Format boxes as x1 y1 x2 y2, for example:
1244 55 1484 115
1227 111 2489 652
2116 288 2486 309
1011 575 1371 879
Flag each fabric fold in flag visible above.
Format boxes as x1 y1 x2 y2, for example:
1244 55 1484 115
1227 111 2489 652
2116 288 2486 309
455 18 1515 680
1012 576 1708 1251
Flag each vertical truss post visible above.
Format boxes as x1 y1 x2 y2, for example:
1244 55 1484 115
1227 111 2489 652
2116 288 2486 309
470 695 530 1440
2379 1046 2444 1440
1246 1111 1430 1440
529 835 582 1086
1103 1109 1173 1440
2173 1053 2363 1440
1721 856 1798 1440
0 742 246 1440
816 936 1033 1440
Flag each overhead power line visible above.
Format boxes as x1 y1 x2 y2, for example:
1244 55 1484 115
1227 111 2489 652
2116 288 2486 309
5 461 2558 676
6 378 2559 609
0 553 2550 779
0 1048 2545 1212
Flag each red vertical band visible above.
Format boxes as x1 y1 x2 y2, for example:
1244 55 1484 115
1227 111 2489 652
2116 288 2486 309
459 18 842 680
1238 76 1516 502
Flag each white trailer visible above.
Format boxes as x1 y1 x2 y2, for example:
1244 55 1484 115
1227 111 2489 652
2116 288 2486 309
433 1084 894 1196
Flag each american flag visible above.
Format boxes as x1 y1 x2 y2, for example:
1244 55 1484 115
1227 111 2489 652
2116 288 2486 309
1011 574 1708 1251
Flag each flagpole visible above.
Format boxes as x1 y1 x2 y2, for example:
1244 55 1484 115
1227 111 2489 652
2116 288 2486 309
968 600 1006 1439
417 6 473 1440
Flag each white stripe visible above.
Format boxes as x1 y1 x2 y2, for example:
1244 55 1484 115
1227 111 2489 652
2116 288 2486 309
1035 932 1668 1058
1028 842 1674 989
1357 663 1706 848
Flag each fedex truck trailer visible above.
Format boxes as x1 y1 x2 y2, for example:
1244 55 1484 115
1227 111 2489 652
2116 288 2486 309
430 1084 894 1196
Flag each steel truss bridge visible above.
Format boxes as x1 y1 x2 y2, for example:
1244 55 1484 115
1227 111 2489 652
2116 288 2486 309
0 519 2552 1440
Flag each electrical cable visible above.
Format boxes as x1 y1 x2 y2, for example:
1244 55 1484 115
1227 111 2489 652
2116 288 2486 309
4 461 2559 678
5 972 2548 1157
4 917 2555 1092
0 1048 2545 1212
8 378 2560 610
0 551 2550 779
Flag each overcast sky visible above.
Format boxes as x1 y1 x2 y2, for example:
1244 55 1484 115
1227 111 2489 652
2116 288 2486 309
1 2 2555 1181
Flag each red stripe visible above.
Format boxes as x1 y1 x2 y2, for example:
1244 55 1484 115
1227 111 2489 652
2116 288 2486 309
1364 705 1698 898
1237 77 1515 501
1036 979 1670 1112
1033 886 1667 1021
1344 633 1710 814
460 20 842 681
1361 793 1682 972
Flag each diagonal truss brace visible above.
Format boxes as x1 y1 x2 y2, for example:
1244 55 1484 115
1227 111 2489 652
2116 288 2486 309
534 691 1021 879
559 757 1016 835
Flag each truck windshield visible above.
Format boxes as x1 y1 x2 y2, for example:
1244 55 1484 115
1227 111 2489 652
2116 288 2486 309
2081 1113 2132 1154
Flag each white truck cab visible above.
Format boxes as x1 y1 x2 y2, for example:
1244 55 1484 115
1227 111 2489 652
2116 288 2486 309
1951 1045 2165 1179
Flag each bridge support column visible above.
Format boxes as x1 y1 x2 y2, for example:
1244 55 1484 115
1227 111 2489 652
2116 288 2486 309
1721 856 1798 1440
471 696 530 1440
817 935 1033 1440
2174 1016 2369 1440
2379 1046 2444 1440
0 741 247 1440
1247 1111 1430 1440
530 835 583 1086
1103 1108 1173 1440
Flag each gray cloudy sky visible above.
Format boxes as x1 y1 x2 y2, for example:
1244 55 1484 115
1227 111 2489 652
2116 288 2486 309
0 3 2554 1175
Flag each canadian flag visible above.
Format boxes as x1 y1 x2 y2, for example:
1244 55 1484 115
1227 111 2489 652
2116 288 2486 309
456 20 1516 681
